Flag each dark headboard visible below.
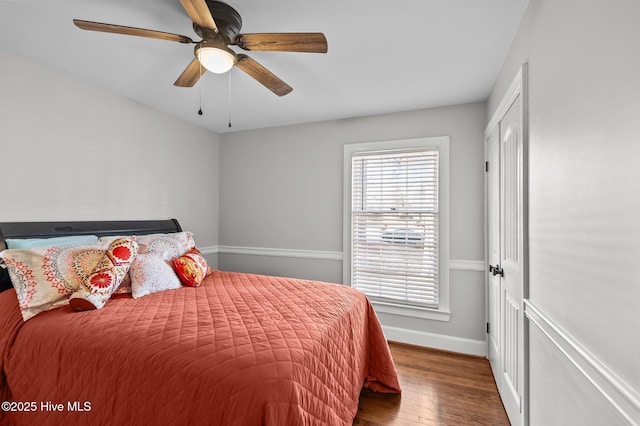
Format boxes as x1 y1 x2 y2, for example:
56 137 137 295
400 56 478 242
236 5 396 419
0 219 182 292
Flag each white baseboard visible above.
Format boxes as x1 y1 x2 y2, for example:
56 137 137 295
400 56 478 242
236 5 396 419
382 325 487 357
525 300 640 425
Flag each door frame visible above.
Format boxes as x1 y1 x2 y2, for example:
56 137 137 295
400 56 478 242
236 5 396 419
484 62 529 425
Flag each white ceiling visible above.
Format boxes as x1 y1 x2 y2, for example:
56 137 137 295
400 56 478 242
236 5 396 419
0 0 528 133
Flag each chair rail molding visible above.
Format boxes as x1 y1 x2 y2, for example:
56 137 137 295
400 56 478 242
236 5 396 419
525 300 640 425
205 245 484 272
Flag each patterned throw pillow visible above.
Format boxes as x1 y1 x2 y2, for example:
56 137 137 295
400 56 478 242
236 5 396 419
0 244 107 321
99 232 193 294
129 253 182 298
172 247 210 287
69 238 138 311
101 232 195 260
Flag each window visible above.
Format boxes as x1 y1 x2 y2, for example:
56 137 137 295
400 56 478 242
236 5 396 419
343 137 450 320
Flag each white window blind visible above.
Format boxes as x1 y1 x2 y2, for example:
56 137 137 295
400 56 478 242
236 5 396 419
350 149 439 308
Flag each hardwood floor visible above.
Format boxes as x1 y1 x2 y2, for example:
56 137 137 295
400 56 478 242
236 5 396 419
354 342 510 425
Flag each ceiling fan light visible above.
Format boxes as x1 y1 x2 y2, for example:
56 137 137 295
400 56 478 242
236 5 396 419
196 44 236 74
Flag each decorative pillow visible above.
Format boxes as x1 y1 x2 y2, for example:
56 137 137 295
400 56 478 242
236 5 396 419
0 244 107 321
99 232 194 294
172 247 210 287
69 238 138 311
112 274 132 295
99 241 132 296
130 253 182 299
100 232 195 260
6 235 99 249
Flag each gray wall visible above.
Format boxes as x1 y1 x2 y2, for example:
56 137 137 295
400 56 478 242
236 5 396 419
488 0 640 423
219 102 488 353
0 49 221 267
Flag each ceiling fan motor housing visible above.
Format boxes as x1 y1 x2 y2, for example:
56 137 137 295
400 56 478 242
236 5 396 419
193 0 242 43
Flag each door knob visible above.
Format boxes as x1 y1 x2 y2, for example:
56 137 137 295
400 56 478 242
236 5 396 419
492 265 504 277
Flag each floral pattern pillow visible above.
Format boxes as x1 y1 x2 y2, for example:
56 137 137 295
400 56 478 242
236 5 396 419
69 238 138 311
173 247 210 287
100 232 195 260
0 244 107 321
129 253 182 299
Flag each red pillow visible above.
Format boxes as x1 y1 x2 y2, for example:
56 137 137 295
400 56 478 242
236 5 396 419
172 247 209 287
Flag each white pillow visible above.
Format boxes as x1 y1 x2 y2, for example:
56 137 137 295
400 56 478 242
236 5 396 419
129 253 182 299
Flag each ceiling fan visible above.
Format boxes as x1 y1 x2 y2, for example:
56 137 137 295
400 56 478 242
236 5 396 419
73 0 328 96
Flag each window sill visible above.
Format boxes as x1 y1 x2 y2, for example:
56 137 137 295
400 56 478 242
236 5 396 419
370 300 451 322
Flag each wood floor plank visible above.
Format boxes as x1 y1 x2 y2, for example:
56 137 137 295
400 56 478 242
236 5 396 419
354 342 510 425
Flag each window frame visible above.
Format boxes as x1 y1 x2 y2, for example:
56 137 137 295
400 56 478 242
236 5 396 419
343 137 450 322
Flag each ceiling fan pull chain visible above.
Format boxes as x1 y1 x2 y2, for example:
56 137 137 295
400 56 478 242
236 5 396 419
198 61 204 116
228 70 232 128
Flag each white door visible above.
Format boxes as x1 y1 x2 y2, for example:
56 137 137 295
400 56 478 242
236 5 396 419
486 124 501 380
486 66 527 426
499 93 524 425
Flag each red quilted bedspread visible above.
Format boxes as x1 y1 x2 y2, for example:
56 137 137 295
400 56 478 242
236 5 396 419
0 271 400 425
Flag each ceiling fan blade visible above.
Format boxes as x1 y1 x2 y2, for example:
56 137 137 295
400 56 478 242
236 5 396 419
179 0 218 32
234 33 328 53
174 58 206 87
236 54 293 97
73 19 194 44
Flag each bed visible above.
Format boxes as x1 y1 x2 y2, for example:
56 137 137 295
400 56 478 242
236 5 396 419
0 219 400 425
